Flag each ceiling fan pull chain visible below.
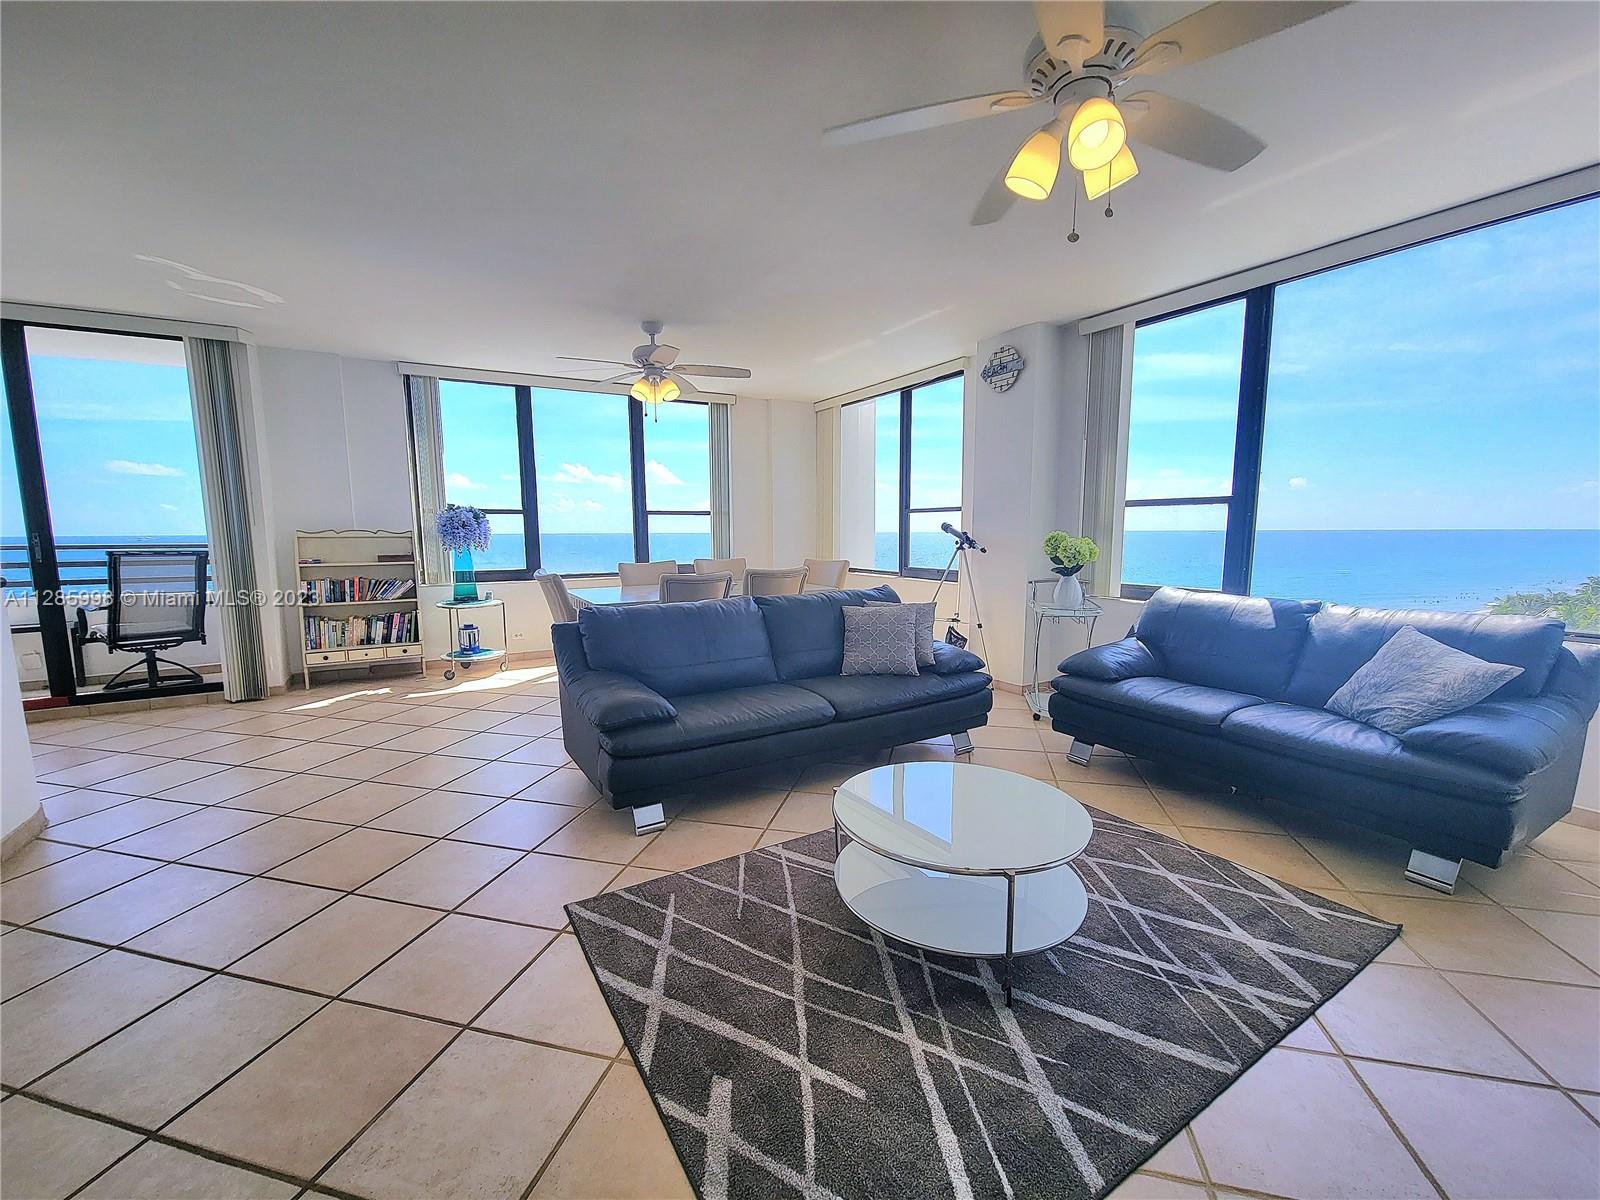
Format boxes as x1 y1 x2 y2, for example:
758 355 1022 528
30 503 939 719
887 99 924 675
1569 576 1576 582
1067 186 1080 244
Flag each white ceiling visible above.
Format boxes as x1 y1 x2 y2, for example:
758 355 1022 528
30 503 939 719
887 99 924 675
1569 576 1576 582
3 2 1597 402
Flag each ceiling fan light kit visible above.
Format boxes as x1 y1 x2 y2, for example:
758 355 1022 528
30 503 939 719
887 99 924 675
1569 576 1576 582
1082 143 1138 200
1005 115 1069 200
557 321 752 414
1065 95 1126 170
823 1 1347 233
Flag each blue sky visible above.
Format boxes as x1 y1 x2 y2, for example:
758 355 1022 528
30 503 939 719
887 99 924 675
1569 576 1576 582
1 348 205 539
1127 196 1600 532
438 381 711 538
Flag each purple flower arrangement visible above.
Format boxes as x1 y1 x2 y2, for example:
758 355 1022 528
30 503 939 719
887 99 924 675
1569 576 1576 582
436 504 492 554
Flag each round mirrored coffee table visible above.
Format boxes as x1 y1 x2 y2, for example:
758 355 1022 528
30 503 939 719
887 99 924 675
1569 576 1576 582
832 761 1094 1005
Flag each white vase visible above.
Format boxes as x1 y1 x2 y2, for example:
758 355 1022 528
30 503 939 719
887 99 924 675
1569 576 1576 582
1052 570 1084 609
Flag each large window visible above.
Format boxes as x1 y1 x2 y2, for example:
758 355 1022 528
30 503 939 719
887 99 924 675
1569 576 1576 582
1122 196 1600 635
839 371 964 578
432 381 715 578
641 400 712 563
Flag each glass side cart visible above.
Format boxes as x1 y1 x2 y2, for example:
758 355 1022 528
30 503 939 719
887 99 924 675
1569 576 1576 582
1024 580 1103 721
435 597 508 681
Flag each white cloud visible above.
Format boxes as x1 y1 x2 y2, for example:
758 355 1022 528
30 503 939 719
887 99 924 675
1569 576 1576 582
552 462 626 491
445 472 484 491
645 459 684 486
105 459 182 477
1288 476 1309 490
581 500 604 512
552 497 576 513
159 503 181 512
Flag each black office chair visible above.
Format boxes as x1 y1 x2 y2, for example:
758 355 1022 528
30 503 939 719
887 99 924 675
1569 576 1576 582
75 549 210 690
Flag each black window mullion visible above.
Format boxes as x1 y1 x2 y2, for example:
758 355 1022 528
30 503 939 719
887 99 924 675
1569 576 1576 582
514 386 539 576
1 320 75 699
627 399 649 562
1222 286 1274 595
897 388 913 575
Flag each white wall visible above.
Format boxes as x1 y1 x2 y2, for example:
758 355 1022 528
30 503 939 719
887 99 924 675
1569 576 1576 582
1 606 41 848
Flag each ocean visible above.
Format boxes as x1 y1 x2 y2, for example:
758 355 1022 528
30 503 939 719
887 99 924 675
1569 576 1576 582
7 530 1597 614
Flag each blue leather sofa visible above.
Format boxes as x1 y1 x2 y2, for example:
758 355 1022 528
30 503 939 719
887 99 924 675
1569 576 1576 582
1051 588 1600 891
554 586 993 832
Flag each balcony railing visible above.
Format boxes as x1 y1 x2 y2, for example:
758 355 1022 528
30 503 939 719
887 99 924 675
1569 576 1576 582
1 539 212 594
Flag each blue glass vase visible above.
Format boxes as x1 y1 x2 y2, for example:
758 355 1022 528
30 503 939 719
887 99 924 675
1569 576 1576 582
451 547 479 603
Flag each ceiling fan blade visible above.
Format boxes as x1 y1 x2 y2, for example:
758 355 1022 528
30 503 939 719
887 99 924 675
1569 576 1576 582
664 371 702 397
1123 91 1264 171
823 91 1037 146
557 356 636 368
970 165 1021 226
672 364 752 379
647 344 680 366
1035 1 1103 72
601 372 640 385
1131 1 1346 75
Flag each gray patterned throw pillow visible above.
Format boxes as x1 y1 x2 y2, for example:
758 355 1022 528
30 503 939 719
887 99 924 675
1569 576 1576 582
1326 625 1523 735
841 604 921 676
865 599 935 666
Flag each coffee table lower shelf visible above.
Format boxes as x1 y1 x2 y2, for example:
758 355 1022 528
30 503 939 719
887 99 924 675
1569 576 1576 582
833 840 1089 1004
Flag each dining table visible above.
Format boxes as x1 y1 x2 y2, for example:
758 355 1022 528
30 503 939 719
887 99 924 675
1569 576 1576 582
567 584 667 607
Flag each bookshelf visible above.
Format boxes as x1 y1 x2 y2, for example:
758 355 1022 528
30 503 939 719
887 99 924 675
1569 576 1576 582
294 529 425 690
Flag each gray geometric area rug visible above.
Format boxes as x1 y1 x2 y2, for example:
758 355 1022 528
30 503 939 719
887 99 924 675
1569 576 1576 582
567 811 1399 1200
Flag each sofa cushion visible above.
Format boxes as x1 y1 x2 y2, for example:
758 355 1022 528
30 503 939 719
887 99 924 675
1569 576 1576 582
927 641 985 675
754 585 900 680
841 604 921 676
792 670 989 720
1398 699 1587 778
1059 637 1163 682
1220 702 1522 799
1133 588 1318 699
1283 603 1565 709
578 596 777 698
1052 675 1264 730
1326 626 1525 734
599 684 835 758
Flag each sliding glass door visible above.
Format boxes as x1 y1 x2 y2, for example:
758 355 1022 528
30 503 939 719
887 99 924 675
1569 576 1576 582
0 320 217 703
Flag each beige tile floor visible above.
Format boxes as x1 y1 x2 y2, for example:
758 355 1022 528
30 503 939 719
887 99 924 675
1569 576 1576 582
3 669 1598 1200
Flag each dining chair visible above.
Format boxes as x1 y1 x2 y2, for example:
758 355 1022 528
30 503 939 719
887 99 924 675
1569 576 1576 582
744 566 808 596
802 558 850 589
535 570 582 622
618 560 678 586
660 572 734 602
693 557 747 579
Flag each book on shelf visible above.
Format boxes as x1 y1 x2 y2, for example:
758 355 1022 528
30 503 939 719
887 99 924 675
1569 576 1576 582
299 576 416 604
304 610 418 650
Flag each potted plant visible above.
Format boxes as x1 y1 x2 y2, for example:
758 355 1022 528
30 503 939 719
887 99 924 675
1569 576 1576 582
1043 531 1099 608
437 504 492 602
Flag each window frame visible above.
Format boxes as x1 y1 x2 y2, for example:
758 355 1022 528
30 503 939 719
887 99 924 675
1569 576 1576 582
431 381 714 581
1116 192 1600 644
847 369 965 581
635 398 713 562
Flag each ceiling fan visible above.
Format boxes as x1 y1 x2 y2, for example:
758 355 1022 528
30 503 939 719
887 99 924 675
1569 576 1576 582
558 320 752 408
823 1 1346 225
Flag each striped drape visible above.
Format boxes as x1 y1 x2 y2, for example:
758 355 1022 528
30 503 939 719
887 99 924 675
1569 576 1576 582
404 375 450 586
1081 325 1129 596
708 401 732 559
185 338 267 701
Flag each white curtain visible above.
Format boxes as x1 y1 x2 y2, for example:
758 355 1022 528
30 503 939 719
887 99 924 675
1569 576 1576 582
404 374 450 586
1081 325 1131 596
708 402 732 558
185 338 267 701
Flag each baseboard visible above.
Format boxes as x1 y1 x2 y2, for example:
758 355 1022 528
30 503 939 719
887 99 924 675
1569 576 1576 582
1564 807 1600 831
1 806 47 862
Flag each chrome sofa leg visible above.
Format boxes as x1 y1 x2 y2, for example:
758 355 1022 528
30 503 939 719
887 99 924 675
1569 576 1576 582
1405 849 1461 895
632 803 667 836
1066 739 1094 767
952 731 974 758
